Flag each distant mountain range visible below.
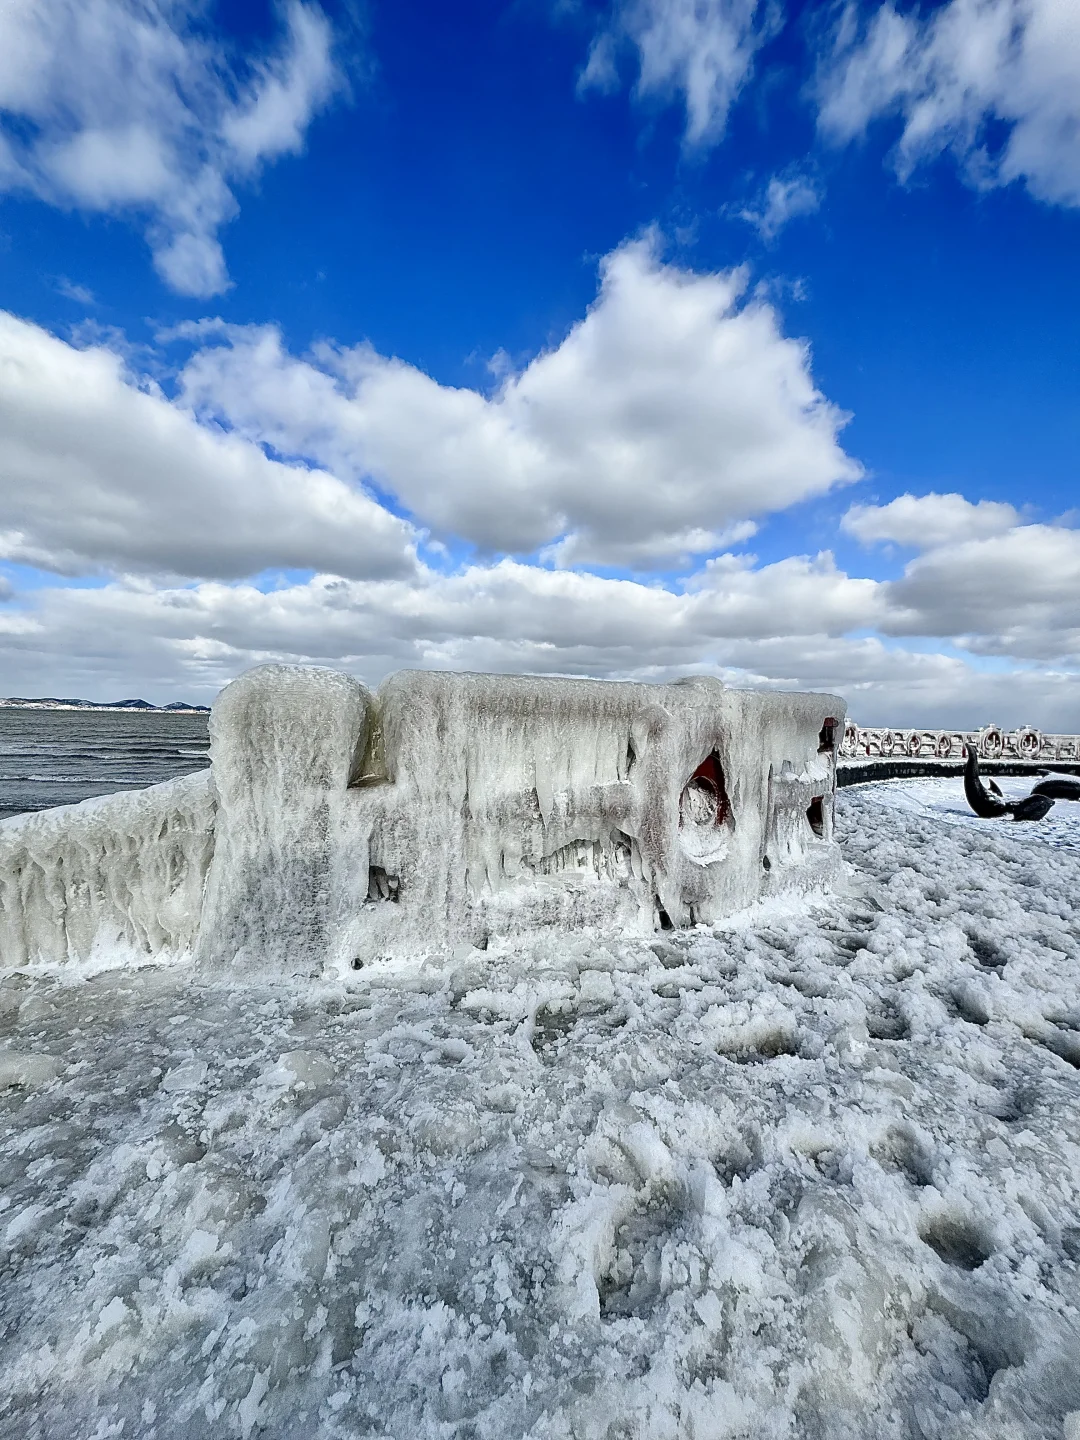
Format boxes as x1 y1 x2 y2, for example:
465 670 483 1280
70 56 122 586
0 697 210 713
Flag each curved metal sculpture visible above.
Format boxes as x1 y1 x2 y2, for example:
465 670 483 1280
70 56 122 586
963 749 1055 822
1032 774 1080 801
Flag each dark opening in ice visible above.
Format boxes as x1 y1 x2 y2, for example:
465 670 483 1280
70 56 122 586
368 866 400 902
806 797 825 837
680 752 730 828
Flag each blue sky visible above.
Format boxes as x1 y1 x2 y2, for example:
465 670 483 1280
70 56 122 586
0 0 1078 724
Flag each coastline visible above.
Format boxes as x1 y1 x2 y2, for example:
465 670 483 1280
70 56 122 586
0 698 209 713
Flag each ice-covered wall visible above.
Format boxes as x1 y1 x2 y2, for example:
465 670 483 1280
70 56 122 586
0 771 215 968
0 666 845 973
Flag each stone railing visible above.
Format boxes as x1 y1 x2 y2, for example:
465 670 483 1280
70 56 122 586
840 723 1080 763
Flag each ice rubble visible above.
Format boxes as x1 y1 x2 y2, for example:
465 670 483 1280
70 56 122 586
1 665 845 975
1 784 1079 1438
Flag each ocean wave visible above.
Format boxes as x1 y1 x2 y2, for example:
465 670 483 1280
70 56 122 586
0 775 135 784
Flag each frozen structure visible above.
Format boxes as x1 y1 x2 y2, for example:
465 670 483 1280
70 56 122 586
842 721 1080 763
0 666 845 973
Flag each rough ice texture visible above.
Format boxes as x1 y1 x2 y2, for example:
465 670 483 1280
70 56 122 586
1 665 844 973
1 783 1079 1438
0 772 215 969
198 666 369 973
201 666 845 974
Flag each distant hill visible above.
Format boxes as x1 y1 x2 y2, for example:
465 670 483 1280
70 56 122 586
0 696 210 713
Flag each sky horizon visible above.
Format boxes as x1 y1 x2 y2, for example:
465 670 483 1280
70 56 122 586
1 0 1078 727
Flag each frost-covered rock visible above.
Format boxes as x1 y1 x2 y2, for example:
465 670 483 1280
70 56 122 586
1 665 845 973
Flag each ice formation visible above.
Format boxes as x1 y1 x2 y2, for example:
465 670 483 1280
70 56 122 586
0 772 215 970
0 665 844 973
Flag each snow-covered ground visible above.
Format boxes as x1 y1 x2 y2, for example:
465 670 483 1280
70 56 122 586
866 774 1080 853
2 782 1079 1440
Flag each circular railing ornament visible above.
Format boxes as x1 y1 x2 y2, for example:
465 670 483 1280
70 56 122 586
840 723 861 758
978 726 1004 759
843 721 1078 768
1015 726 1041 759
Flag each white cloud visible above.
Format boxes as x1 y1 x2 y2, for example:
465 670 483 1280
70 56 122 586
738 173 822 241
543 520 759 571
4 284 1079 726
0 0 341 295
0 555 902 706
56 278 95 305
838 502 1080 669
884 523 1080 658
842 491 1020 548
173 236 861 565
3 555 1079 727
221 3 341 167
580 0 777 146
818 0 1080 208
0 311 416 580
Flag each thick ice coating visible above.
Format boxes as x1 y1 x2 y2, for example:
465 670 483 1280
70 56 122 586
0 665 845 972
199 665 371 972
0 772 215 969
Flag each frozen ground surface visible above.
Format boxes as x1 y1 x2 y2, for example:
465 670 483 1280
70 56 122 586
868 775 1080 854
2 783 1080 1440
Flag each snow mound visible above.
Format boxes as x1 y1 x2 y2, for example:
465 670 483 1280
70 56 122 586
1 783 1078 1437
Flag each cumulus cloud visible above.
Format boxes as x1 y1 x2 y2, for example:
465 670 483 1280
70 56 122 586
543 520 760 571
4 283 1079 726
838 502 1080 668
0 312 416 580
0 0 340 295
3 555 1078 726
842 491 1020 548
884 523 1080 658
174 237 861 564
738 173 822 240
817 0 1080 208
579 0 777 146
0 557 915 707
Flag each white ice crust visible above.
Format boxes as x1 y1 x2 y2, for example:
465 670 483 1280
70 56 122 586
0 771 215 970
1 785 1079 1436
1 665 845 973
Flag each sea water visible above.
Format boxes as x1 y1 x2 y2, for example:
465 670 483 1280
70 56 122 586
0 709 210 820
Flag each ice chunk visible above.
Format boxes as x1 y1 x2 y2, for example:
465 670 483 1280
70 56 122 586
261 1049 336 1089
0 1046 62 1089
161 1060 209 1093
